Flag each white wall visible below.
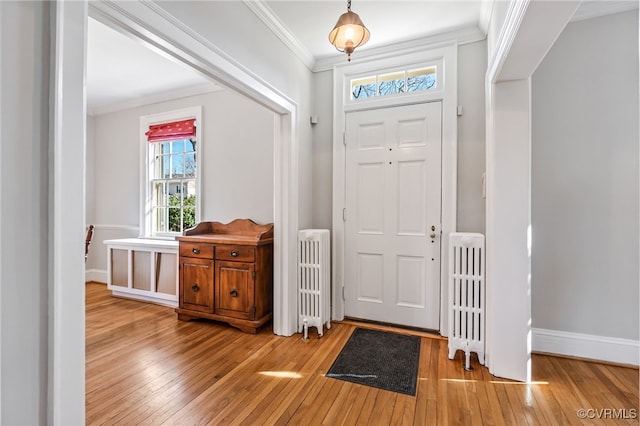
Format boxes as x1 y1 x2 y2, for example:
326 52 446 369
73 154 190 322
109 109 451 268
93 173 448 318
90 89 275 272
485 78 532 381
532 10 639 341
0 1 50 423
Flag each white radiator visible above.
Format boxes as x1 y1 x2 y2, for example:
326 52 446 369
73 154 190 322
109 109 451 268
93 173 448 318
297 229 331 339
448 232 485 370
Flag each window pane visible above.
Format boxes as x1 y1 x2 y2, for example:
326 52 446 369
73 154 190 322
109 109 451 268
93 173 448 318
168 207 181 232
171 140 185 154
167 180 182 199
160 142 170 154
163 154 171 178
154 154 168 179
154 207 168 233
183 206 196 230
172 154 185 178
187 180 196 197
185 153 196 177
407 74 436 91
186 139 196 153
153 182 167 207
351 76 376 100
407 67 437 92
182 182 196 199
378 72 405 96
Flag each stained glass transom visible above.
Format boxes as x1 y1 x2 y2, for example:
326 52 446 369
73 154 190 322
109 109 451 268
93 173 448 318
351 66 437 100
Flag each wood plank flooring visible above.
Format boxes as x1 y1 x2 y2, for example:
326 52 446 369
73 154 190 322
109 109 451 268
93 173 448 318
86 283 639 425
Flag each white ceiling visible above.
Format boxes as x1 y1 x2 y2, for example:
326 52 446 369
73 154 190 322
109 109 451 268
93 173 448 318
86 0 638 115
262 0 488 59
86 18 217 115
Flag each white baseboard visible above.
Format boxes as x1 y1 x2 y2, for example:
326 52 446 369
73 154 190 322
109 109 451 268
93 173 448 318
532 328 640 366
86 269 107 283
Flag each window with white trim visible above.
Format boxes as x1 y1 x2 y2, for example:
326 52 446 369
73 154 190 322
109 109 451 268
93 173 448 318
350 65 437 100
140 107 202 238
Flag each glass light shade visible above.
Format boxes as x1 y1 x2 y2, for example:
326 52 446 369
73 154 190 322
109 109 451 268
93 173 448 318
328 11 370 61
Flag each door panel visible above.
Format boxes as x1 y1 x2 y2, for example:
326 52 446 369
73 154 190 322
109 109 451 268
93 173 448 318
356 162 386 234
356 252 384 302
345 102 442 330
397 160 427 235
397 255 425 307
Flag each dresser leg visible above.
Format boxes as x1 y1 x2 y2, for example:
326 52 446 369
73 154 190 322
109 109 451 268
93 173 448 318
177 313 196 322
230 324 258 334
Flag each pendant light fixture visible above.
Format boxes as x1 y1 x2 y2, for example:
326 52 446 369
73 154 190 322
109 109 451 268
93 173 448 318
328 0 370 62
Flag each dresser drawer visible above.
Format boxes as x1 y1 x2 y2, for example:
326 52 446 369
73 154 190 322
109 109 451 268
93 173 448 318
215 245 255 262
179 242 214 259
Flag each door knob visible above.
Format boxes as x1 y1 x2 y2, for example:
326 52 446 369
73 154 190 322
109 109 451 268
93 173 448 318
430 233 437 239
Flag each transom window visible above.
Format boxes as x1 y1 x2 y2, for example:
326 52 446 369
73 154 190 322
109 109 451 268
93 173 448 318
141 107 202 238
351 66 437 100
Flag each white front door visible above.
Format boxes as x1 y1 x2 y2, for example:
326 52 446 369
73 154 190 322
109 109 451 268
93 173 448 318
344 102 442 330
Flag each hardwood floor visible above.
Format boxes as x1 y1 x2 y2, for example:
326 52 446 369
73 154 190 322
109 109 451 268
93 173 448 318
86 283 639 425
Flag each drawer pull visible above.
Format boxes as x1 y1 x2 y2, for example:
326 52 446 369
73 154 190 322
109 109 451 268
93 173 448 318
192 248 200 254
191 283 200 292
230 289 238 297
230 250 239 257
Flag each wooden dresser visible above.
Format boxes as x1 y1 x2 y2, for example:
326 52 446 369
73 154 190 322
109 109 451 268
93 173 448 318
175 219 273 333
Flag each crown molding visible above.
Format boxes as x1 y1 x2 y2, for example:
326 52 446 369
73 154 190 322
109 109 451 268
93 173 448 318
570 0 638 22
478 0 495 36
313 24 486 73
486 0 529 82
242 0 488 74
88 83 221 116
242 0 316 71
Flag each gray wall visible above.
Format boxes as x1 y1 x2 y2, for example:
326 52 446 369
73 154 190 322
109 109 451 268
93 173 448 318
310 41 487 233
457 40 487 232
87 115 95 230
311 70 334 230
0 1 50 423
88 89 275 272
532 10 639 340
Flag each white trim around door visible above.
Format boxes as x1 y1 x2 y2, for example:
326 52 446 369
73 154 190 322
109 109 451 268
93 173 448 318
331 44 458 335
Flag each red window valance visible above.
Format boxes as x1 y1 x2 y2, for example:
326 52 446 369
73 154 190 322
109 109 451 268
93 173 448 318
145 119 196 143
